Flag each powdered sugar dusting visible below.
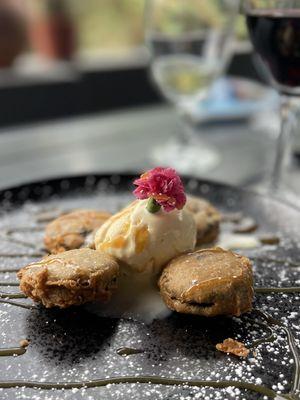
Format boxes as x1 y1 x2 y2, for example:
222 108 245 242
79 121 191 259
0 175 298 399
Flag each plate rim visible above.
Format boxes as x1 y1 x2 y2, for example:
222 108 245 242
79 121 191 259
0 172 299 214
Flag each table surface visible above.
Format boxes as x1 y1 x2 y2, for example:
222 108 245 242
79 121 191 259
0 104 299 197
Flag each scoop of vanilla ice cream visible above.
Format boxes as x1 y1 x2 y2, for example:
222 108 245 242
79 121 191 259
94 200 196 275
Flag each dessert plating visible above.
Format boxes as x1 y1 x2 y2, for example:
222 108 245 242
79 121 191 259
18 169 253 319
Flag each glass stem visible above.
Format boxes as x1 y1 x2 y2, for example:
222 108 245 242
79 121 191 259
176 107 194 145
270 96 294 194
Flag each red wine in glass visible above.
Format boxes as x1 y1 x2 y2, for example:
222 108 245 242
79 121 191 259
246 9 300 95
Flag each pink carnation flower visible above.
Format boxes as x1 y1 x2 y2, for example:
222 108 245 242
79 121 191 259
133 167 186 212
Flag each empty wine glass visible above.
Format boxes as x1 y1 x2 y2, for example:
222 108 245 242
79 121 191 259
145 0 238 174
243 0 300 201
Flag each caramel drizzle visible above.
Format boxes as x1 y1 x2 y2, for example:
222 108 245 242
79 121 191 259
0 268 20 273
0 299 35 309
254 310 300 396
0 376 289 398
0 292 26 299
255 287 300 294
0 347 26 357
0 234 38 250
0 253 45 258
245 317 277 350
0 282 19 287
5 226 44 234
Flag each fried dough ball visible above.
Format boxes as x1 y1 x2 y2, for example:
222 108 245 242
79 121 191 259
44 209 111 254
185 196 221 245
17 249 119 308
158 247 253 317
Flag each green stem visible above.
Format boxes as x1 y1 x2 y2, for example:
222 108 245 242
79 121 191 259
146 198 161 213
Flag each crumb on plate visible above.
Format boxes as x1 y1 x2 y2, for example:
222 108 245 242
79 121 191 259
216 338 249 358
19 339 30 348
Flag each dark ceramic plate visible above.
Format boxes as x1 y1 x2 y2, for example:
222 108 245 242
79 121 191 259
0 174 299 400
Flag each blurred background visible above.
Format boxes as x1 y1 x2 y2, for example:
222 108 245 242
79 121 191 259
0 0 299 200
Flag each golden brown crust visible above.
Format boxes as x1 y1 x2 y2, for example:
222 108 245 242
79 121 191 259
216 338 249 358
44 209 111 254
158 247 253 317
185 196 221 245
18 249 119 308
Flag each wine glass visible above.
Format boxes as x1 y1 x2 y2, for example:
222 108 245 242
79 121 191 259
145 0 238 174
243 0 300 200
